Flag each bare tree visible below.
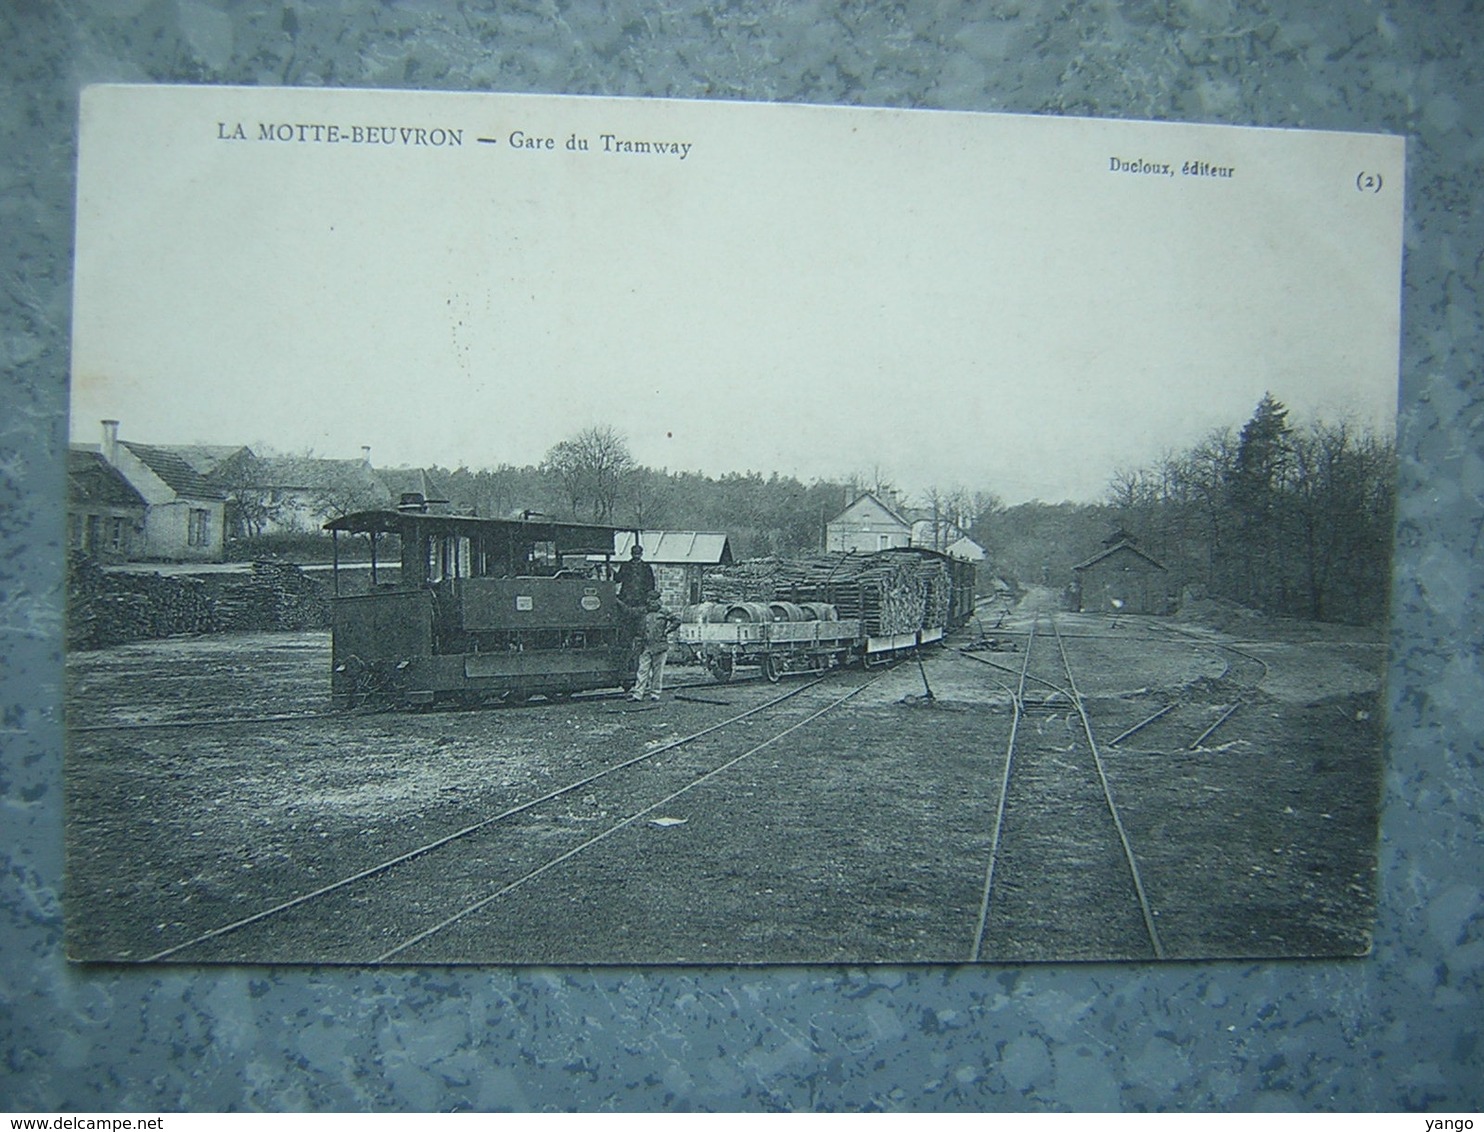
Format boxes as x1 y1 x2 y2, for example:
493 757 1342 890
310 462 388 520
214 451 282 539
543 425 634 523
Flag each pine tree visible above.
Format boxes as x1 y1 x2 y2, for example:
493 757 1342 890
1225 393 1292 609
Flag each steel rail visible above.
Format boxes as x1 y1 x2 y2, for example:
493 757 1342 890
69 711 348 734
969 617 1037 962
1108 704 1176 746
374 675 886 963
1050 614 1166 960
1142 621 1271 748
140 675 835 962
69 673 760 734
1189 702 1243 749
956 649 1076 701
1143 622 1272 686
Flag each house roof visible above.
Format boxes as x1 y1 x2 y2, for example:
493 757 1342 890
258 455 387 494
169 444 252 477
944 535 987 561
120 442 226 500
68 448 147 509
614 530 734 565
827 492 911 530
1072 541 1167 572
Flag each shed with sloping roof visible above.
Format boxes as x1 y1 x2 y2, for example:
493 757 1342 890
1072 538 1170 615
613 530 734 608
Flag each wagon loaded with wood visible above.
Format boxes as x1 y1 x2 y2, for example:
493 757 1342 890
681 547 973 682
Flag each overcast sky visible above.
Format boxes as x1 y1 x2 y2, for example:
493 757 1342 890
70 87 1404 506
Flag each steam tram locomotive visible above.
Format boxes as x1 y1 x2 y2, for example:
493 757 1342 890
323 506 631 708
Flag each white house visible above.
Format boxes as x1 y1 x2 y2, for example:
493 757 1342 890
825 493 912 553
82 420 226 561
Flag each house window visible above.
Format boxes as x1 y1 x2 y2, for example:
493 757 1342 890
188 508 210 548
878 534 893 549
85 514 100 552
68 514 84 549
109 517 125 552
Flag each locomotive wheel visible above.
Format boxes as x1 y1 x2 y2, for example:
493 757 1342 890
762 653 783 684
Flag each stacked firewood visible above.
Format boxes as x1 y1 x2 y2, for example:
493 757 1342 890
214 562 329 631
702 550 953 636
701 557 784 603
67 555 330 649
67 553 217 648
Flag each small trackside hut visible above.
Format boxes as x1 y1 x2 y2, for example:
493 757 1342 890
324 507 628 707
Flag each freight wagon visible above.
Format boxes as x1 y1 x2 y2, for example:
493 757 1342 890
684 547 977 682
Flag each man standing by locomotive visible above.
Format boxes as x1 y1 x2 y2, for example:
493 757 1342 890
614 542 655 606
613 542 656 676
630 592 680 702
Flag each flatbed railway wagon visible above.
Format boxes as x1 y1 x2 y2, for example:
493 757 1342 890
678 602 865 682
323 507 628 708
684 547 978 680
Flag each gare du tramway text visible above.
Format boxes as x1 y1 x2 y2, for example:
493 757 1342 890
218 122 694 159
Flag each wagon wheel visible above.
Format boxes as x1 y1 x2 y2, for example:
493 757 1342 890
707 654 734 683
762 653 783 684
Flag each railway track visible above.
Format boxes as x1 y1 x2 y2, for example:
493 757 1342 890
66 670 766 734
1103 624 1270 752
969 611 1165 962
961 619 1270 752
140 669 889 963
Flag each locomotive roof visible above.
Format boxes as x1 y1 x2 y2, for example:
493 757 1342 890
324 509 628 553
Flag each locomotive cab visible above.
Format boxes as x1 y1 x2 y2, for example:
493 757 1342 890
324 509 629 708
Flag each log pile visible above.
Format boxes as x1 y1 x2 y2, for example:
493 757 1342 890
67 553 217 649
67 554 330 649
702 549 953 636
700 557 784 603
213 562 329 632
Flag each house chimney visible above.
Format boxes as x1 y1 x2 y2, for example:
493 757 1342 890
361 445 372 466
101 420 119 465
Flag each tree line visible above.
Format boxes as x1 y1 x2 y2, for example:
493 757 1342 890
983 397 1393 625
219 401 1394 626
441 427 922 560
1099 394 1394 624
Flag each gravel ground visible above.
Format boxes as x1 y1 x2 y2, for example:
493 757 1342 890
64 608 1383 965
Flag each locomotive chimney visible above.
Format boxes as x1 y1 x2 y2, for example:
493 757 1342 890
361 445 372 466
101 419 120 465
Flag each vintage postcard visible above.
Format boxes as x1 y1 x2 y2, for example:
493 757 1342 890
65 86 1403 964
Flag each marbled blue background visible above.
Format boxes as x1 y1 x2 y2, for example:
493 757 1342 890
3 0 1480 1112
